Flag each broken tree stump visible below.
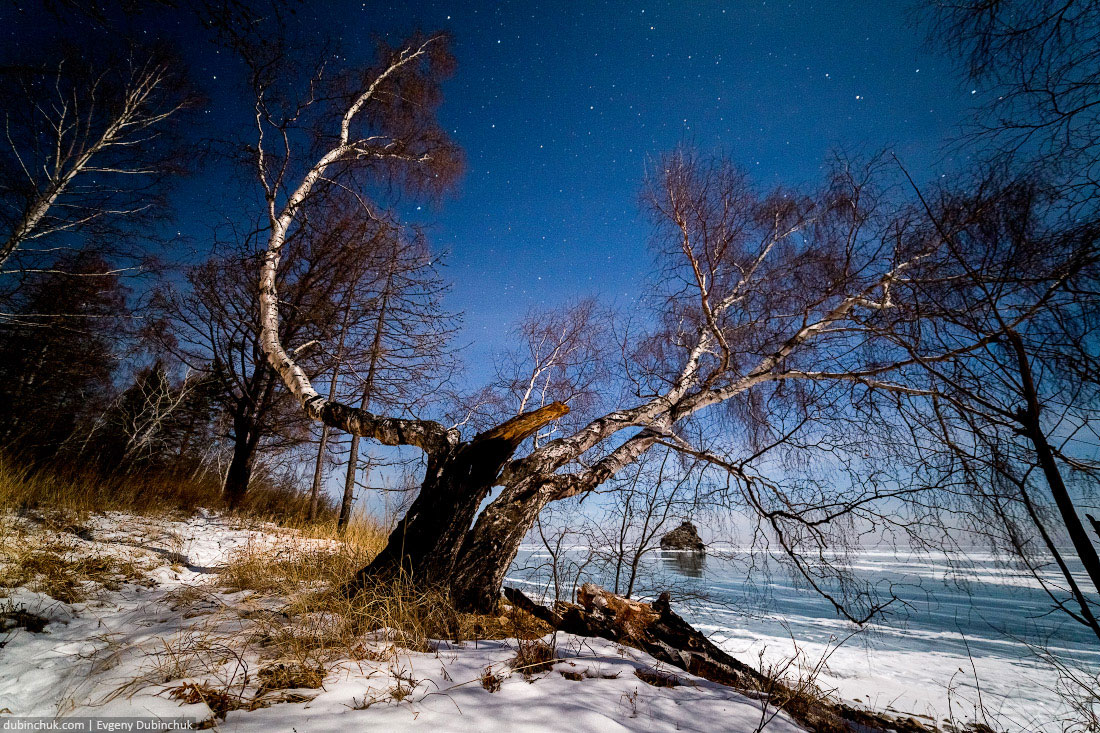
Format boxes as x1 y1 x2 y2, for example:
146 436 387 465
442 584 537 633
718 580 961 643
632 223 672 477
557 583 762 689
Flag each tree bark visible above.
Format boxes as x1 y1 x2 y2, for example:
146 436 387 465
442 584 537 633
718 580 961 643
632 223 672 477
506 585 928 733
310 330 350 521
1008 330 1100 598
339 434 362 531
449 476 557 612
338 274 391 531
1014 475 1100 640
448 431 659 612
223 415 256 510
309 423 332 521
347 402 568 598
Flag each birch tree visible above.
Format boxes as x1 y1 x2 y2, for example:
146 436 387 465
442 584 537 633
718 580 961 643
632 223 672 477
158 205 390 507
72 361 221 475
929 0 1100 204
868 170 1100 641
904 0 1100 643
254 51 1036 614
0 45 190 298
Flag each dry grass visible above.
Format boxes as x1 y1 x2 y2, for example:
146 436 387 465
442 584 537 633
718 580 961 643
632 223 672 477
167 681 249 722
0 453 341 527
509 638 557 677
479 665 504 692
0 458 564 725
634 667 682 687
142 533 552 727
741 638 943 733
139 576 535 722
256 661 325 693
0 452 399 605
212 507 553 657
0 467 540 684
349 670 421 710
218 533 550 667
0 512 154 603
218 518 384 596
161 520 553 719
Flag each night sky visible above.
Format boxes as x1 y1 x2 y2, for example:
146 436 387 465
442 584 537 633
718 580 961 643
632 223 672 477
5 0 980 382
403 1 978 369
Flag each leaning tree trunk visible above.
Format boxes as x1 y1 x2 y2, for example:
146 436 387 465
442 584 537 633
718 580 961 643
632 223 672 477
448 475 558 612
348 402 568 596
1008 330 1100 598
447 429 658 612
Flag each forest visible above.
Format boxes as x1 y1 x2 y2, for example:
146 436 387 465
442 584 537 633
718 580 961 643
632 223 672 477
0 1 1098 731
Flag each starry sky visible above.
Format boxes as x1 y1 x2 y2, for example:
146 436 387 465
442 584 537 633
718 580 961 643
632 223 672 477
399 0 978 368
5 0 981 381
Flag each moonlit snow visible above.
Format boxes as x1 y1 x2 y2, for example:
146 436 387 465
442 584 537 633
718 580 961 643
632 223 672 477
0 512 803 732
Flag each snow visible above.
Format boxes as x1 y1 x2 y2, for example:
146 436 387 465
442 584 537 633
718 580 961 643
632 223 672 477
707 625 1065 732
513 543 1100 732
0 512 805 732
219 635 803 733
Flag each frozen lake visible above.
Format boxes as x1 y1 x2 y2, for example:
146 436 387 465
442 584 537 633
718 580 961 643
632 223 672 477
508 546 1100 731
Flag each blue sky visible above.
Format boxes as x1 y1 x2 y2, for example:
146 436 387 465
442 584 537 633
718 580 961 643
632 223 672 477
396 1 979 371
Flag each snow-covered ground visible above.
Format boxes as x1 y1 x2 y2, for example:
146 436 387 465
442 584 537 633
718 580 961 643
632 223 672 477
707 623 1061 731
0 511 804 732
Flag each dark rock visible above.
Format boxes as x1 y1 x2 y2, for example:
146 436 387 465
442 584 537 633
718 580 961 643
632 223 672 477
659 520 705 552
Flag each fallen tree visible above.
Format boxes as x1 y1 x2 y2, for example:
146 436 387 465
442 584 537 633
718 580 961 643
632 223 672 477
505 583 939 733
506 583 760 689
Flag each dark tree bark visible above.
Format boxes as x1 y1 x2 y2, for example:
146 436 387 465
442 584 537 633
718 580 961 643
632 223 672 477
338 270 391 531
447 431 657 613
449 476 557 612
309 296 354 521
504 584 929 733
339 430 364 531
255 32 1094 625
1008 329 1100 597
308 418 333 520
346 402 568 595
223 413 258 509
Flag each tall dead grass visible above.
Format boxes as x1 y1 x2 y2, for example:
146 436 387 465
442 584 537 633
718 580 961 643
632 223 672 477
216 531 550 661
0 451 394 608
133 527 551 721
0 452 350 532
0 452 557 722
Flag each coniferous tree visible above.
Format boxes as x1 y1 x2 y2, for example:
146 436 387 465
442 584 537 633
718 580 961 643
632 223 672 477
0 252 128 459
